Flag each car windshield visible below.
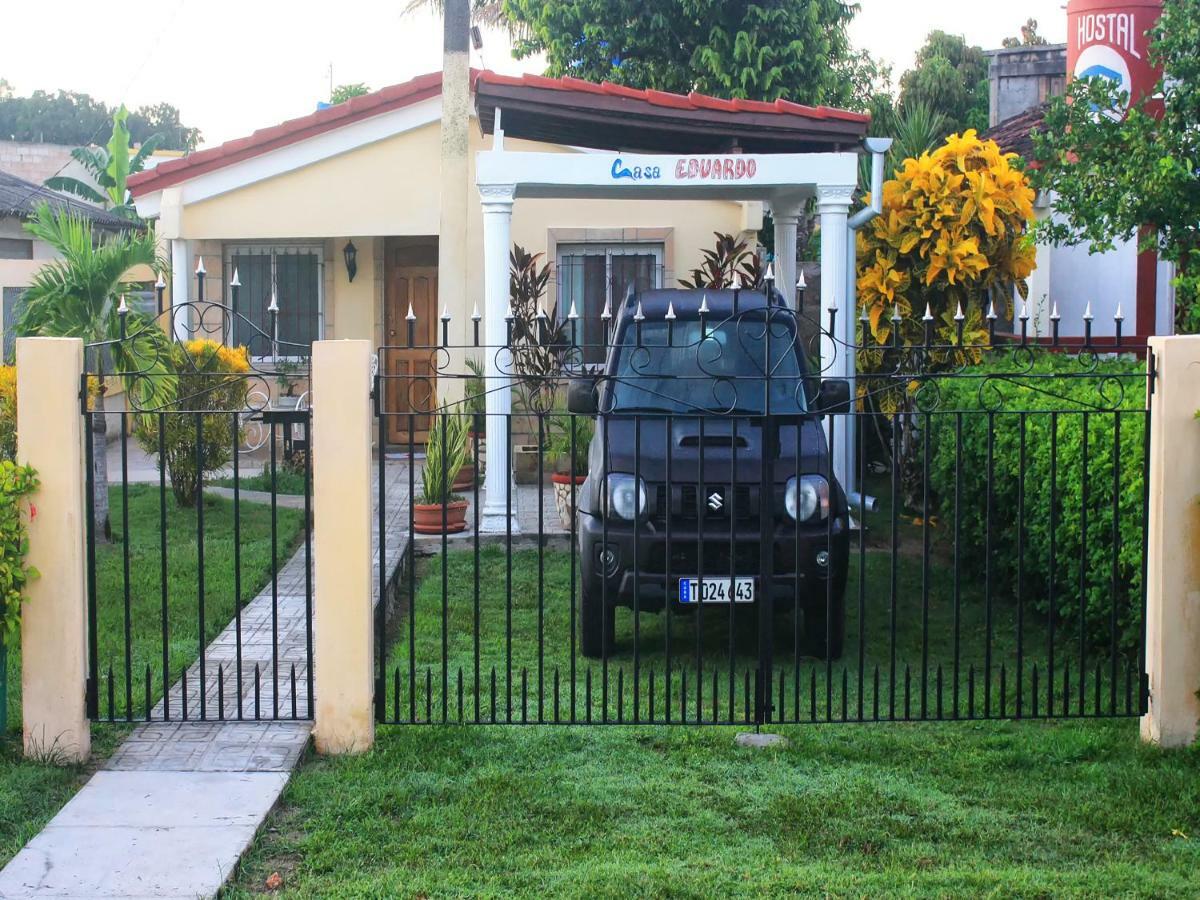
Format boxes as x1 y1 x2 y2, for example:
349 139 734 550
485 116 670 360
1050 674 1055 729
607 318 808 415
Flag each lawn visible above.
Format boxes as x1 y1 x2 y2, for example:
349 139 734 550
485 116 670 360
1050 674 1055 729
0 484 304 864
227 721 1200 897
213 466 308 496
379 532 1138 726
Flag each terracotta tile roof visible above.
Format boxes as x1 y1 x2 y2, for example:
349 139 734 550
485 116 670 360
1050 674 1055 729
472 69 871 124
128 72 445 196
129 69 870 197
982 103 1049 165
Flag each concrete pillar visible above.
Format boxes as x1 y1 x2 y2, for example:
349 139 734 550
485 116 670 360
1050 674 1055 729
1141 336 1200 747
16 337 90 763
170 238 191 342
478 183 519 534
312 339 374 754
771 202 801 309
816 184 854 492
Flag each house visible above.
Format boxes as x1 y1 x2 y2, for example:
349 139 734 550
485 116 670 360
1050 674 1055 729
0 169 135 362
127 69 870 443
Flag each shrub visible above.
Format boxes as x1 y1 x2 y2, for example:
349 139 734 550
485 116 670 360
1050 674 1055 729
925 352 1147 653
0 461 39 649
136 340 251 506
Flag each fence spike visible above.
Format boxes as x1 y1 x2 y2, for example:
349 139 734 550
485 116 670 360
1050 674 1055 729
633 301 645 322
797 270 806 291
268 289 279 315
954 301 965 322
986 300 998 320
922 302 934 322
1083 300 1093 322
471 302 481 321
764 262 775 283
697 293 710 316
195 256 206 276
1050 301 1060 321
156 271 167 289
406 301 417 321
601 297 612 320
568 300 580 320
664 301 676 321
229 268 240 288
441 305 451 322
1114 301 1124 321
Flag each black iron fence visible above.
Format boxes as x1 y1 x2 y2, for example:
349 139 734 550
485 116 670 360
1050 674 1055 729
83 285 313 723
374 284 1150 726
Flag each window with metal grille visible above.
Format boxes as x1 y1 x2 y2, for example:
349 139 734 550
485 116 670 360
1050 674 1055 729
557 242 663 364
224 245 323 357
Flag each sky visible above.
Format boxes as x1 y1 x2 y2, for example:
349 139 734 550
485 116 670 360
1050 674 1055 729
2 1 1070 148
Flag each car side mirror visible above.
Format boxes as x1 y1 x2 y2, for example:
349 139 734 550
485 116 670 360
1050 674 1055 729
814 379 851 416
567 377 598 415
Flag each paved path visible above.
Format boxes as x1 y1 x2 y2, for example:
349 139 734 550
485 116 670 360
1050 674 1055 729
0 456 562 899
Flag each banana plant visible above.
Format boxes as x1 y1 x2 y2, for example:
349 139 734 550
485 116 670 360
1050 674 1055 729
44 106 161 221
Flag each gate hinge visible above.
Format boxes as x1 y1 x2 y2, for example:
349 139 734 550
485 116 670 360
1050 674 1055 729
1147 348 1156 397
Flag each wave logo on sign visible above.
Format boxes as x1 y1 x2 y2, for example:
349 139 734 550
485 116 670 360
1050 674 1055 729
1074 44 1133 117
611 159 662 181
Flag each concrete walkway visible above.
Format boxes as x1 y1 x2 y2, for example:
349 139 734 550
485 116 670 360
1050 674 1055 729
0 455 563 899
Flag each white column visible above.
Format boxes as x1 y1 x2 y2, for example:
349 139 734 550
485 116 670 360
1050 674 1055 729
170 238 191 341
479 184 520 534
771 202 802 309
816 185 854 493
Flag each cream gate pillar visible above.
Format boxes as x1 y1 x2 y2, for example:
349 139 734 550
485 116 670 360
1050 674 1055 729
1141 336 1200 747
16 337 90 763
312 339 374 754
479 183 520 534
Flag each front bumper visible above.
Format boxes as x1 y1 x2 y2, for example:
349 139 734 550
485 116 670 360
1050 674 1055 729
578 511 849 612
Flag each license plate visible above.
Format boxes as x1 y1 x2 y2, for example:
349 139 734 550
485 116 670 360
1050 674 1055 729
679 577 756 604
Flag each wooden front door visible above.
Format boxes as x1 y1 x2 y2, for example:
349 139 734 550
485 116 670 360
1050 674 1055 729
383 259 438 447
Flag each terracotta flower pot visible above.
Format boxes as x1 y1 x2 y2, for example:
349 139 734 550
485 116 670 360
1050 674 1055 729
551 472 587 530
413 500 468 535
452 465 476 493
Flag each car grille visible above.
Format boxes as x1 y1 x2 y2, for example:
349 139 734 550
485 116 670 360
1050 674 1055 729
652 483 757 527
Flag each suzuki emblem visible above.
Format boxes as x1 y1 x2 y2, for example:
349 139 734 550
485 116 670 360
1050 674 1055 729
707 492 724 511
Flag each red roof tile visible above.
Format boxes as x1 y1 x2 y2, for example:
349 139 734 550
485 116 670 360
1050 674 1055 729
130 68 870 197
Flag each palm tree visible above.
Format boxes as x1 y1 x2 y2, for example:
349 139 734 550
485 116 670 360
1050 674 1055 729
18 204 176 539
402 0 515 33
44 106 160 221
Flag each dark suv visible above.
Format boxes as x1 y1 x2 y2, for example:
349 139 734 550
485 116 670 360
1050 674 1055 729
570 288 851 660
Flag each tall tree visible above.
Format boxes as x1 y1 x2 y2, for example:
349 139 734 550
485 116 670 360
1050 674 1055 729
897 31 989 135
503 0 859 106
18 206 175 538
1002 17 1049 49
1031 0 1200 332
44 106 159 220
0 88 198 150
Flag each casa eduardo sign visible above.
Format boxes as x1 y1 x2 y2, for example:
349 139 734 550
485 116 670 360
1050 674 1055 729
610 155 760 183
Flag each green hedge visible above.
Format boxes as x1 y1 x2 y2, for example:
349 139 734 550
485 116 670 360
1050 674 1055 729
924 353 1148 654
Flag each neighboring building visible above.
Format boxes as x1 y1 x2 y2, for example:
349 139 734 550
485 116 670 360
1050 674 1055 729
0 170 133 362
982 32 1172 339
985 44 1067 128
128 69 869 442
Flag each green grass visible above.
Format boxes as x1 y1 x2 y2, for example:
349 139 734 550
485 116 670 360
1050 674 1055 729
212 466 307 496
0 485 303 864
381 533 1131 725
227 722 1200 897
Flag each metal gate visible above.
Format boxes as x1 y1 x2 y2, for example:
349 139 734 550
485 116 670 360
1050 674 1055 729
83 286 314 723
373 279 1150 726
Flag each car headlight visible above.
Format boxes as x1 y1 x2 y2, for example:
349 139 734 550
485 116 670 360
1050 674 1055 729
605 474 646 521
786 475 829 522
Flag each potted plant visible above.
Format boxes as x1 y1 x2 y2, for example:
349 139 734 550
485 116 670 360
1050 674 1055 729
413 409 470 534
273 358 303 410
547 406 594 529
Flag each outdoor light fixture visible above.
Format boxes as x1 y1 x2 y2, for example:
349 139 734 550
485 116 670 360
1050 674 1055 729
343 240 358 282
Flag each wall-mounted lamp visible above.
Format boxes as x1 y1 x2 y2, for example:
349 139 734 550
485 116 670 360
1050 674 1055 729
343 240 358 282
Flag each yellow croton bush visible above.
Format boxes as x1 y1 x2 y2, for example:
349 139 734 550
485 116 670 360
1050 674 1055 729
857 130 1038 353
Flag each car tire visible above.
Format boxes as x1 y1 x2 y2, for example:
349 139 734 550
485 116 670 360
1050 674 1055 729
580 579 615 659
803 591 846 661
